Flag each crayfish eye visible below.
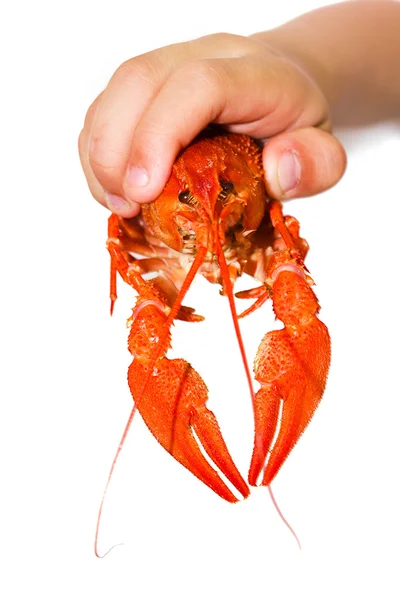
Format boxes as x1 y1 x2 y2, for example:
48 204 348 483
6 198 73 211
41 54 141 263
219 181 235 202
220 181 234 194
178 190 191 204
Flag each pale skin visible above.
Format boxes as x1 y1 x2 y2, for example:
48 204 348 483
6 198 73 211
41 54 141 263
79 0 400 218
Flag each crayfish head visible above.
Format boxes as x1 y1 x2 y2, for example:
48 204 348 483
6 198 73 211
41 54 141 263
141 133 267 257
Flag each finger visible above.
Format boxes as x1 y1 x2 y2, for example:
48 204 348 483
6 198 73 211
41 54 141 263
79 94 142 216
86 50 179 215
262 127 347 200
123 52 327 205
122 58 229 205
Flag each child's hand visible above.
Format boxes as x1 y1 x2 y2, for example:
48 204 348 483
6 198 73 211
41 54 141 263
79 33 346 217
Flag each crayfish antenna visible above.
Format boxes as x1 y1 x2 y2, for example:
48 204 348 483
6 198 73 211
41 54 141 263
215 238 298 535
268 485 301 550
215 232 301 545
96 243 249 555
94 405 137 558
214 238 256 415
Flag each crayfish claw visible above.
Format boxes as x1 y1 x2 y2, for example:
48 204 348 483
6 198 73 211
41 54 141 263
247 386 281 486
191 406 250 500
249 269 331 487
129 358 249 502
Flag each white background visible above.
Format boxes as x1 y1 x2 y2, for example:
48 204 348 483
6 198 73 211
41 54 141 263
2 0 400 598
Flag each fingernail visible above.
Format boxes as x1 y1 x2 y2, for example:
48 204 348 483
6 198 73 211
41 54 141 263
105 193 130 211
278 151 301 194
126 166 149 189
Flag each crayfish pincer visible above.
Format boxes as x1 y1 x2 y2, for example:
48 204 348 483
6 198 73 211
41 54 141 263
96 131 330 552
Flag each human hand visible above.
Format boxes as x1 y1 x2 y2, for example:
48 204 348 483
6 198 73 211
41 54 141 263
79 32 346 217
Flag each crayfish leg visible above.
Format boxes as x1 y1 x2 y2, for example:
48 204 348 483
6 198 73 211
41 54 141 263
249 269 331 487
107 214 146 306
235 286 271 319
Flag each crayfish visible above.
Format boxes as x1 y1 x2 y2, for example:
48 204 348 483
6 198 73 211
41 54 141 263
97 131 331 551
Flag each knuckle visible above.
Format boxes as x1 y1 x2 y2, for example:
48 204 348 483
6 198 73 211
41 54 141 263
183 59 226 91
195 32 251 55
204 32 235 43
114 55 161 89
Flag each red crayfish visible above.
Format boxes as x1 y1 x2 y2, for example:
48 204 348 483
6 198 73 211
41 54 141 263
96 131 331 553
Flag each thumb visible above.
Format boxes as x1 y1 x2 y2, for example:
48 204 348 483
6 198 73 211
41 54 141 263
263 127 347 199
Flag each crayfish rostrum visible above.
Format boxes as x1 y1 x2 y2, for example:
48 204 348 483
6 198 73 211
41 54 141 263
106 131 331 504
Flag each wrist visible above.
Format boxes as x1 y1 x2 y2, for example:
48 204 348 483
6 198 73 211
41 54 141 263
250 1 400 126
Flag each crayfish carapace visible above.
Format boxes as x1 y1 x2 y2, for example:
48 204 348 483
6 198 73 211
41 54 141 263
99 132 330 548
